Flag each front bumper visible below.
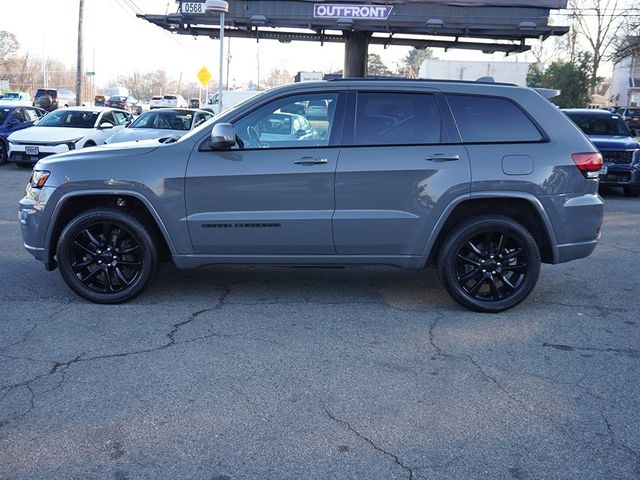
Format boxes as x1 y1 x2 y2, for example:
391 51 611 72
10 144 70 165
18 185 56 268
599 163 640 187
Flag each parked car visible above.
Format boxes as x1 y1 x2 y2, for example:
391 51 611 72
305 98 329 119
189 98 201 109
19 79 603 311
0 106 47 165
33 88 76 112
0 91 33 106
564 108 640 197
105 108 213 144
8 107 132 167
105 96 142 115
615 107 640 129
160 94 188 109
149 96 163 110
94 95 106 107
255 112 318 144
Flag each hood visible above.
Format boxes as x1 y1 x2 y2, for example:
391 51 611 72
36 139 161 170
588 135 640 151
106 128 184 144
8 126 93 143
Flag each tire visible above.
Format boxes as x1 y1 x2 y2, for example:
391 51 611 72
0 141 7 166
437 215 541 313
56 208 158 303
623 186 640 197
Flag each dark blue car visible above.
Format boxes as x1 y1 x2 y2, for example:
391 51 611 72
564 108 640 197
0 105 47 165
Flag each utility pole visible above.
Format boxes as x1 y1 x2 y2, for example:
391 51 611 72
76 0 85 105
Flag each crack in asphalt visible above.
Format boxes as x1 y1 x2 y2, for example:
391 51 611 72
599 407 640 462
322 405 414 480
465 355 527 409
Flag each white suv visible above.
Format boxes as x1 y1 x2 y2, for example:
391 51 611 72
159 95 187 109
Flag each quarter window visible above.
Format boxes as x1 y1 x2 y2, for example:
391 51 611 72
447 95 543 143
233 93 339 149
354 92 442 145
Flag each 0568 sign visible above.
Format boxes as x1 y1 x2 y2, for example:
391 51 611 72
180 2 205 14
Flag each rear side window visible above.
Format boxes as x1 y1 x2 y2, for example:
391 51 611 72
447 94 542 143
354 92 441 145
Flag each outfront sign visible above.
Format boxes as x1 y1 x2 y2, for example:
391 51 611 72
313 4 393 20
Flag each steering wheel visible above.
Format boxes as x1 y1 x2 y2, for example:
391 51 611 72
247 125 262 148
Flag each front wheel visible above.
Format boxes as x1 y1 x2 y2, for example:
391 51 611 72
437 215 541 313
56 208 158 303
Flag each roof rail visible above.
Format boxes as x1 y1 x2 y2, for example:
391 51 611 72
326 77 517 86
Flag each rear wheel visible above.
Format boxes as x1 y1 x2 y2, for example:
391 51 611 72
437 215 541 312
623 186 640 197
56 208 158 303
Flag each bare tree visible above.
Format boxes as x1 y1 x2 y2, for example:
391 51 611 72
570 0 631 93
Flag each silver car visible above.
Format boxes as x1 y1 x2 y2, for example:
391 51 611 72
18 79 604 312
105 109 213 144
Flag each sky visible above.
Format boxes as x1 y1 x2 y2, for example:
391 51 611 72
0 0 588 88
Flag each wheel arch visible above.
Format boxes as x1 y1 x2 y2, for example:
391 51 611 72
423 192 559 267
44 190 176 270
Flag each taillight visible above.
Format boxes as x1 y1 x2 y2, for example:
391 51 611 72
572 152 603 179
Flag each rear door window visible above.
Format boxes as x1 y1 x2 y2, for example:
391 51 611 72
353 92 442 145
446 94 543 143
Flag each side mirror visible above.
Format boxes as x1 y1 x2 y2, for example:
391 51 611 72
210 123 236 150
99 122 114 130
295 129 307 138
632 128 638 137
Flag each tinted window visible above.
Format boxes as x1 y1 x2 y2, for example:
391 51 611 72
130 110 194 131
233 93 338 149
354 92 441 145
566 113 631 136
101 112 116 126
9 109 26 123
447 95 542 143
38 110 99 128
0 108 10 123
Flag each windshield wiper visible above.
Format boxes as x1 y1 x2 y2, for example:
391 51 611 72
159 134 182 144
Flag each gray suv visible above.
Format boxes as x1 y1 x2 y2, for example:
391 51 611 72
18 79 604 312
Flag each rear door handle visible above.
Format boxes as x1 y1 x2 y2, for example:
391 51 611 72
425 153 460 162
294 157 328 165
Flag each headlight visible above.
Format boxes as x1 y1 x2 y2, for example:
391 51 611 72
30 170 51 189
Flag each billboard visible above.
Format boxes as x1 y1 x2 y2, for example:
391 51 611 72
308 0 567 8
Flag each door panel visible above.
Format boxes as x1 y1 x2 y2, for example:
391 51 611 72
334 145 470 255
185 91 344 255
333 91 470 255
185 148 338 254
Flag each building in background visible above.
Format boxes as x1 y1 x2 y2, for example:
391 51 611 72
611 37 640 107
419 59 531 85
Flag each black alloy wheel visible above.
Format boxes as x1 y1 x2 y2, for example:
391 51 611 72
438 215 540 312
57 208 158 303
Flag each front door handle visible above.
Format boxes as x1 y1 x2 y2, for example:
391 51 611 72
294 157 328 165
425 153 460 162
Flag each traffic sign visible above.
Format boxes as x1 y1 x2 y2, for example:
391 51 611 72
197 66 212 87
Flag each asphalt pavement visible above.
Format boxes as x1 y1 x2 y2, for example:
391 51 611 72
0 164 639 480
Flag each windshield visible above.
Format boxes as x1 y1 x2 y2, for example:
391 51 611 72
0 108 10 123
130 110 193 131
567 113 632 136
109 96 127 102
3 93 19 100
38 110 99 128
